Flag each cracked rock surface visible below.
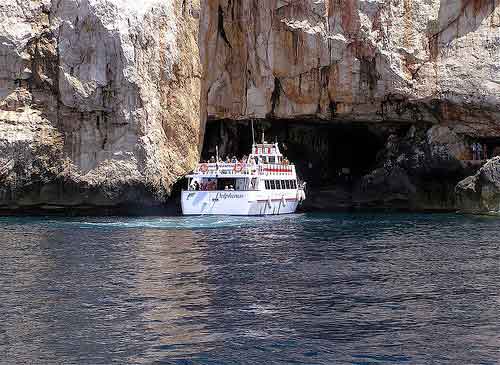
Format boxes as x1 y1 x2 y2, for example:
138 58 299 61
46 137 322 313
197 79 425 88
201 0 500 131
0 0 201 213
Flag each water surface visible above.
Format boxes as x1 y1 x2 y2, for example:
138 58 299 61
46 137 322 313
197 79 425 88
0 213 499 364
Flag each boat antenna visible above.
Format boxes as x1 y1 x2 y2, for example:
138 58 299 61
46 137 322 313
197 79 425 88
261 129 265 144
251 119 255 145
215 145 219 175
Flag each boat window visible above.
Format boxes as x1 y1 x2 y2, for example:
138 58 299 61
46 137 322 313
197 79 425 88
285 180 290 189
281 180 285 189
270 180 276 189
269 156 275 164
235 178 247 191
217 178 240 190
265 180 270 190
293 180 297 189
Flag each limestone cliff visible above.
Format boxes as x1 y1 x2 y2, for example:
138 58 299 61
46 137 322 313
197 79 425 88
201 0 500 129
0 0 201 213
200 0 500 210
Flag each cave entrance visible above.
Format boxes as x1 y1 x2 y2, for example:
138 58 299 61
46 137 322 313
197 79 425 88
202 119 387 189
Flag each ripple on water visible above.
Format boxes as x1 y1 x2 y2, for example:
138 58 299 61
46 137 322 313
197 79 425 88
0 212 499 364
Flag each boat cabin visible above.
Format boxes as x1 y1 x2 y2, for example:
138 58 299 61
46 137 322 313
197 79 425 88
250 143 288 165
186 141 298 192
188 177 258 191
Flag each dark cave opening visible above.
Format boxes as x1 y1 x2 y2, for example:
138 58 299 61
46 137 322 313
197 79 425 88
202 119 390 189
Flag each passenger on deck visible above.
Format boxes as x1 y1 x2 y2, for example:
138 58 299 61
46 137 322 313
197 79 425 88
225 156 231 163
224 185 229 190
231 156 237 163
477 143 483 161
471 143 478 160
229 185 234 190
209 156 216 163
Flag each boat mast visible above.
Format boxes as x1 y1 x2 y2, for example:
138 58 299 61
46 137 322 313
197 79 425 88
251 119 256 146
215 145 219 175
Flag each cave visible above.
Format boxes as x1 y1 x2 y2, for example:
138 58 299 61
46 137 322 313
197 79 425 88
202 119 390 191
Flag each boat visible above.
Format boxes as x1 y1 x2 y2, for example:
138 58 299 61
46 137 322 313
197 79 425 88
181 136 306 216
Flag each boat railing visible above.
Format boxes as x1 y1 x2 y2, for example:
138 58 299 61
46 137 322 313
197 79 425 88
194 162 296 176
259 164 295 176
194 162 256 175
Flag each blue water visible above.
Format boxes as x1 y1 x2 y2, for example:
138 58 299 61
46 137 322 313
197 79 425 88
1 213 499 364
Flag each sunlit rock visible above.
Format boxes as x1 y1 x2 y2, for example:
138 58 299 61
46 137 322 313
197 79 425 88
199 0 500 211
200 0 500 125
0 0 201 212
456 157 500 214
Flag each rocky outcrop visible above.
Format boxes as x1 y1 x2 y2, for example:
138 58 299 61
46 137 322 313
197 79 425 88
200 0 500 211
297 123 479 211
0 0 201 213
351 125 477 210
456 157 500 214
200 0 500 130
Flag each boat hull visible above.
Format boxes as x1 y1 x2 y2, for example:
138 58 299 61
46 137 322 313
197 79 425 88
181 190 300 216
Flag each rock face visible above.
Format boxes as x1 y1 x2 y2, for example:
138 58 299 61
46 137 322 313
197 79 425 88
2 0 499 213
0 0 201 213
201 0 500 129
349 125 478 210
456 157 500 214
200 0 500 210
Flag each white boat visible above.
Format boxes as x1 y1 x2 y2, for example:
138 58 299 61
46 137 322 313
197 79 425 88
181 139 306 216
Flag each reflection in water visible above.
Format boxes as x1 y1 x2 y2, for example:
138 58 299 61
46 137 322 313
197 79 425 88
0 213 499 364
128 229 217 363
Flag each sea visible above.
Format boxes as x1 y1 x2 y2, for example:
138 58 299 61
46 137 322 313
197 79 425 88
0 213 499 364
